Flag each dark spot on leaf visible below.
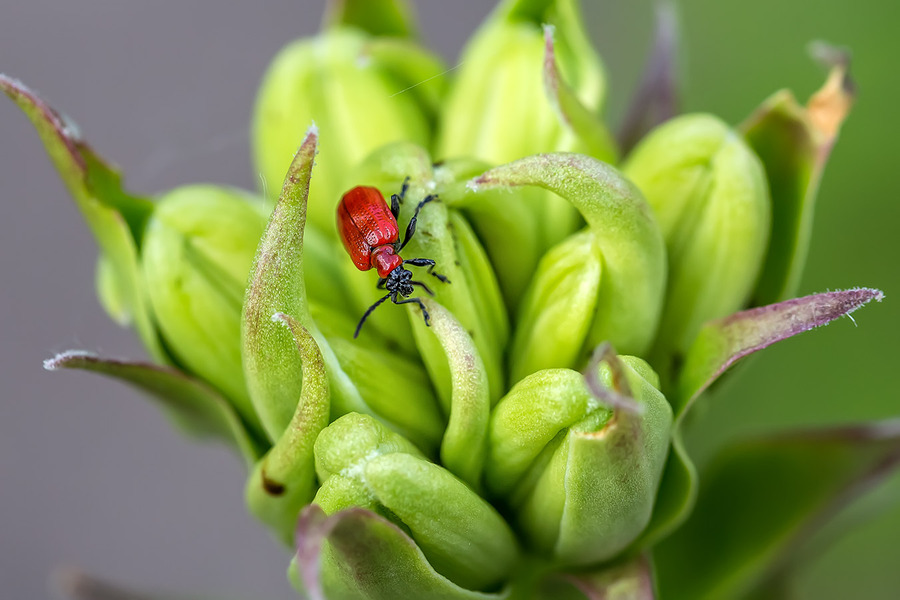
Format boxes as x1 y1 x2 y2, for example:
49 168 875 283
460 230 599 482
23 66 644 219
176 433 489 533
261 468 286 496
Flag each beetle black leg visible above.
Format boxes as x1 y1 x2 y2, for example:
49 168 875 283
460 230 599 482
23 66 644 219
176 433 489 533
398 194 438 251
403 258 449 283
392 295 430 326
376 277 387 290
354 292 392 338
411 280 435 296
389 177 411 219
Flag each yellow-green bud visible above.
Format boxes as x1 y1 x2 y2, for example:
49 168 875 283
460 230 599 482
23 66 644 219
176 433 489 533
142 185 267 434
253 27 444 236
437 0 607 163
436 0 615 307
486 353 672 566
623 114 771 377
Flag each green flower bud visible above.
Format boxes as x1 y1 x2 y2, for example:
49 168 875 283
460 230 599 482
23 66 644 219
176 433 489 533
623 114 771 379
142 185 268 435
436 2 616 313
472 153 666 384
253 27 445 236
314 413 519 592
437 0 608 163
486 351 672 566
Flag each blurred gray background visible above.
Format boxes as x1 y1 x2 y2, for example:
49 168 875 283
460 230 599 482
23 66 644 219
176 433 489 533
1 1 897 598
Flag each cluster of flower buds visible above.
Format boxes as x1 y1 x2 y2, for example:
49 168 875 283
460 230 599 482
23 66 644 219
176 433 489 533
6 0 889 598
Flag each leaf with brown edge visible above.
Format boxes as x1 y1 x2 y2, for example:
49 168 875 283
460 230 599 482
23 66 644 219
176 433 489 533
542 25 617 164
294 505 509 600
634 288 884 550
43 350 265 465
617 2 680 156
654 421 900 600
676 287 884 414
742 45 855 305
242 127 370 440
1 75 164 361
245 313 330 545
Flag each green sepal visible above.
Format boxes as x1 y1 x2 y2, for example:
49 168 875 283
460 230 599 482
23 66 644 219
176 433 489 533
421 298 490 490
655 421 900 600
1 75 164 362
246 314 330 545
312 414 519 592
542 25 617 164
322 0 417 38
243 129 372 441
637 288 885 550
142 185 268 434
295 505 510 600
742 53 855 305
472 153 666 375
43 351 265 465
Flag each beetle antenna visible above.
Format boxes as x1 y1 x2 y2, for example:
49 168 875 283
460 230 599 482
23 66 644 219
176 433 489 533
354 292 393 338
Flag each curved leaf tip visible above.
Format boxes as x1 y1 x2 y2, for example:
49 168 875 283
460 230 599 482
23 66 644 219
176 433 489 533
583 343 645 416
43 350 98 371
677 287 884 412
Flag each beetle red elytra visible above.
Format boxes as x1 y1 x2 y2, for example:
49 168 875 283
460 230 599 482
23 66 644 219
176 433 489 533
337 178 448 337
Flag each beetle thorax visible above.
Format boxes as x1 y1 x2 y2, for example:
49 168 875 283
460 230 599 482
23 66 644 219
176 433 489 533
372 245 403 278
384 266 414 297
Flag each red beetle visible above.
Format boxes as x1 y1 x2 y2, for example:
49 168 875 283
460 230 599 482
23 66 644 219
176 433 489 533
337 178 448 337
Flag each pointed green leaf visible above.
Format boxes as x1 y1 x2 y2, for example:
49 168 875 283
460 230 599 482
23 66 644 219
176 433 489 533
543 25 617 163
742 49 855 304
242 127 370 439
44 351 264 464
246 313 330 545
655 421 900 600
1 75 164 361
636 288 885 549
295 505 509 600
676 288 884 414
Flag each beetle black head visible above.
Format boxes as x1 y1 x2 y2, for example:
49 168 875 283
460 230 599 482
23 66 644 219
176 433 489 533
384 265 414 297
